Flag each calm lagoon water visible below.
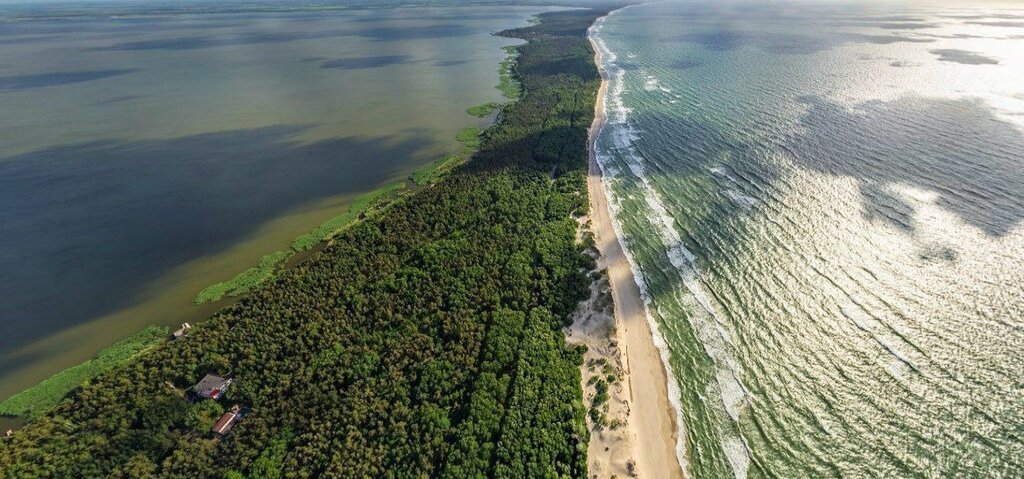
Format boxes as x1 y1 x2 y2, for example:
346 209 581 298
0 3 553 402
593 1 1023 477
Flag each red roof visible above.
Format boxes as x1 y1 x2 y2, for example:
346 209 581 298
212 411 238 435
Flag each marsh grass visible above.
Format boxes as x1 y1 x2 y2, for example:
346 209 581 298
289 182 406 252
457 127 483 151
497 45 521 99
0 326 168 417
194 183 406 304
466 102 498 118
194 250 295 304
410 155 465 186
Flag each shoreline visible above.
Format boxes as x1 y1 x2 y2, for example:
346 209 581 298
2 9 638 473
586 14 685 479
0 4 527 415
0 62 505 422
0 129 488 426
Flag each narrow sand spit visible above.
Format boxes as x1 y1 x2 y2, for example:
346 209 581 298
573 21 684 479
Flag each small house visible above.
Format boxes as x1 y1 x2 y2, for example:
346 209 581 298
192 374 232 400
211 405 246 436
172 323 192 339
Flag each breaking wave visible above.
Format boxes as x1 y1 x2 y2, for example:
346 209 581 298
591 10 753 479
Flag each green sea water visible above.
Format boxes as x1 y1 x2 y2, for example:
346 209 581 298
592 2 1024 477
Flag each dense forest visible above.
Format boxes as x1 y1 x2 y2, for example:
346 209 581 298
0 6 610 478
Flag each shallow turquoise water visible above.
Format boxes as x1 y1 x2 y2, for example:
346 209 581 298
592 2 1024 477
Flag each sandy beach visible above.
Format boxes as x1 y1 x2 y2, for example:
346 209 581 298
582 22 684 479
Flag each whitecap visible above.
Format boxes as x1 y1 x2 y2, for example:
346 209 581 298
592 17 753 478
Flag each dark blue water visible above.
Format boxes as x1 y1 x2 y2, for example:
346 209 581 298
0 2 551 401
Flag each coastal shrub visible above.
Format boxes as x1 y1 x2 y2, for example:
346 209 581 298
410 154 465 186
593 378 609 407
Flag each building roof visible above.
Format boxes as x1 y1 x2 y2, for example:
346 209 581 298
172 323 192 338
193 374 232 399
211 410 239 435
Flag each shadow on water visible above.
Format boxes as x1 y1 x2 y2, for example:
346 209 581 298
88 29 357 51
786 95 1024 237
929 49 999 65
89 23 475 52
0 19 249 36
354 24 471 40
966 20 1024 28
0 125 433 359
672 29 935 55
432 59 469 67
651 2 943 56
319 55 414 70
0 69 138 91
345 11 531 24
0 34 63 45
90 94 142 106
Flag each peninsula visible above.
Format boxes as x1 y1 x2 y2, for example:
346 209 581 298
0 6 682 478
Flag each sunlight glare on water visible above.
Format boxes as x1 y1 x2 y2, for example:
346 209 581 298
592 1 1024 477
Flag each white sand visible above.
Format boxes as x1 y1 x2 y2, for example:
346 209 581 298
578 30 684 479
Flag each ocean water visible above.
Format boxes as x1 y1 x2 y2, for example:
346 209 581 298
0 3 554 403
591 2 1024 477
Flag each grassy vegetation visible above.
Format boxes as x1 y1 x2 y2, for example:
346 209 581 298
497 45 521 99
194 183 407 304
289 182 406 252
456 127 483 150
0 326 167 418
409 154 465 186
195 251 294 304
191 15 515 307
411 125 491 186
193 96 493 306
466 102 499 117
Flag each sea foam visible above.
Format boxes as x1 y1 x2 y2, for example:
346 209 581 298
590 11 693 475
591 12 754 479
